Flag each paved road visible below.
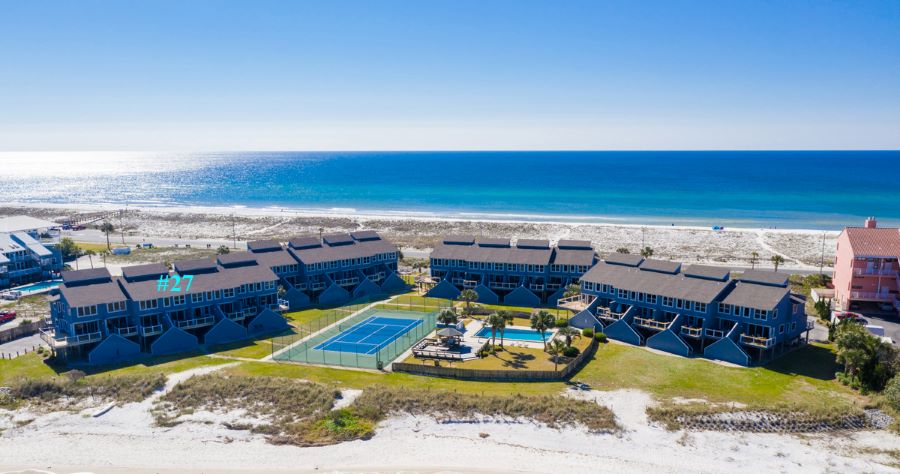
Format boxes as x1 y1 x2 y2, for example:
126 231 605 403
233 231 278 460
862 312 900 345
0 334 45 359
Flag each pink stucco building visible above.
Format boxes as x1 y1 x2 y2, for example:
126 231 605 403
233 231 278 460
833 217 900 314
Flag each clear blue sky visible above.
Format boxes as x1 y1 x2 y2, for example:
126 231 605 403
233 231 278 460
1 0 899 150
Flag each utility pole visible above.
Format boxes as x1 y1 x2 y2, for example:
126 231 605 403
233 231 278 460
231 214 237 249
641 227 646 249
819 232 826 277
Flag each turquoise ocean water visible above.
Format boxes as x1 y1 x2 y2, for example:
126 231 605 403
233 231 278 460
1 151 898 229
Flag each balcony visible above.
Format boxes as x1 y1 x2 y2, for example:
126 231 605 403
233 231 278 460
557 293 596 312
226 311 246 322
680 326 703 338
853 267 898 277
114 326 138 337
596 307 624 321
174 316 215 330
335 277 359 287
850 291 895 302
243 307 258 318
704 328 724 339
546 283 561 291
740 334 775 348
529 283 545 291
40 328 102 348
366 272 385 282
488 281 518 290
310 282 326 291
139 324 163 337
633 317 668 331
463 279 478 288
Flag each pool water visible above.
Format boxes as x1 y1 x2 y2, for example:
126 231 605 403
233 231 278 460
475 327 551 342
13 280 62 293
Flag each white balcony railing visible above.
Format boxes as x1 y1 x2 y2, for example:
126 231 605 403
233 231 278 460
139 324 163 336
557 293 596 312
704 328 724 339
740 334 775 348
226 311 246 321
850 291 894 301
680 326 703 338
529 284 545 291
596 307 624 320
633 317 668 331
243 307 258 317
463 279 478 288
853 267 898 277
115 326 138 337
174 316 215 330
40 328 102 348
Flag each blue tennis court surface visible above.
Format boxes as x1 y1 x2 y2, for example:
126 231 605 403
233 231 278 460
313 316 424 355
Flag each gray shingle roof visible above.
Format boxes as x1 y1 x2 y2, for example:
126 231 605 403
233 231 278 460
558 239 592 250
119 264 278 301
516 239 550 249
247 248 299 268
639 259 681 274
350 230 381 241
59 278 127 307
217 251 258 267
323 233 353 246
173 258 218 274
288 236 397 265
683 265 731 281
122 263 169 282
288 236 321 250
62 268 111 285
247 239 281 251
582 262 729 303
478 237 510 248
443 235 476 245
738 270 789 287
605 253 644 267
552 248 596 266
431 241 552 265
721 282 788 311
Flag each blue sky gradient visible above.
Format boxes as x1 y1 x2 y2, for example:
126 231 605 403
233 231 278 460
1 0 899 150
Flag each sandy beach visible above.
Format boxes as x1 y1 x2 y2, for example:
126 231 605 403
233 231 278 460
2 203 838 272
1 364 898 474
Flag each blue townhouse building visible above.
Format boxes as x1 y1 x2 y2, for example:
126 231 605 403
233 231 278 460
564 253 811 366
426 236 597 306
46 256 289 364
0 231 62 289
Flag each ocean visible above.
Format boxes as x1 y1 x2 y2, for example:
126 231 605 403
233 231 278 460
1 150 898 230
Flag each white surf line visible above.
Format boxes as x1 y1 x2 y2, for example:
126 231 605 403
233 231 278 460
264 294 403 361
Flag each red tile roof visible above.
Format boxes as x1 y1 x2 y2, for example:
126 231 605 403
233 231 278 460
845 227 900 257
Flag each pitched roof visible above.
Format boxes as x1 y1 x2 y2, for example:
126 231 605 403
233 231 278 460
59 279 127 307
721 282 788 311
844 227 900 258
288 236 321 250
478 237 510 248
350 230 381 241
604 253 644 267
288 235 397 265
443 235 476 245
558 239 592 250
516 239 550 249
247 239 282 252
738 269 788 287
322 233 353 246
173 258 218 274
246 247 298 268
552 248 596 266
0 216 59 233
121 263 169 282
582 262 729 303
62 268 111 285
639 258 681 274
431 240 552 265
119 264 278 301
217 251 258 267
683 264 731 281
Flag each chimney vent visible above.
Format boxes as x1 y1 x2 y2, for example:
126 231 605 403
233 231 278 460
865 217 877 229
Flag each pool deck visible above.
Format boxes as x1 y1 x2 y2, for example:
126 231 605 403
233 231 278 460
466 321 552 349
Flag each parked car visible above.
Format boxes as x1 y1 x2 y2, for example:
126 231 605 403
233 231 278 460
832 311 868 326
0 310 16 324
879 303 896 312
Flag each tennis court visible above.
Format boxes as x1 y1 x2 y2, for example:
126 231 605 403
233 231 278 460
271 306 444 369
313 316 424 355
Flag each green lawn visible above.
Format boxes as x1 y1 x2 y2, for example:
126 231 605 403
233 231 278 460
576 341 859 409
0 353 58 385
210 331 296 359
81 353 232 379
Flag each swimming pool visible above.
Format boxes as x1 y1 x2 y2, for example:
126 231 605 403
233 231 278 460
12 280 62 293
475 326 552 342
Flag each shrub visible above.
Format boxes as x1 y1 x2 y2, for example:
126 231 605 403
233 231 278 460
582 328 594 337
563 346 580 357
884 376 900 412
594 332 608 343
556 318 569 328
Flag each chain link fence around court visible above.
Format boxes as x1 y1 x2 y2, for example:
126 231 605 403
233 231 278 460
272 296 452 369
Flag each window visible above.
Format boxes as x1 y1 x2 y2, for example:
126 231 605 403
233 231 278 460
779 324 785 334
205 291 213 301
192 293 203 303
224 288 235 298
107 301 125 313
695 302 706 313
163 297 171 307
790 322 797 332
139 299 158 311
77 305 98 317
618 289 627 299
662 296 674 307
718 303 730 314
675 299 684 309
647 294 657 305
173 295 185 306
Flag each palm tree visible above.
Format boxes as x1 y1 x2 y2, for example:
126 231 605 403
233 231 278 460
85 249 96 269
457 289 478 314
557 327 581 348
99 222 115 251
497 310 514 347
484 312 506 348
548 339 567 370
216 245 230 254
437 308 458 326
640 246 654 258
771 255 785 272
530 310 555 349
750 251 760 269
